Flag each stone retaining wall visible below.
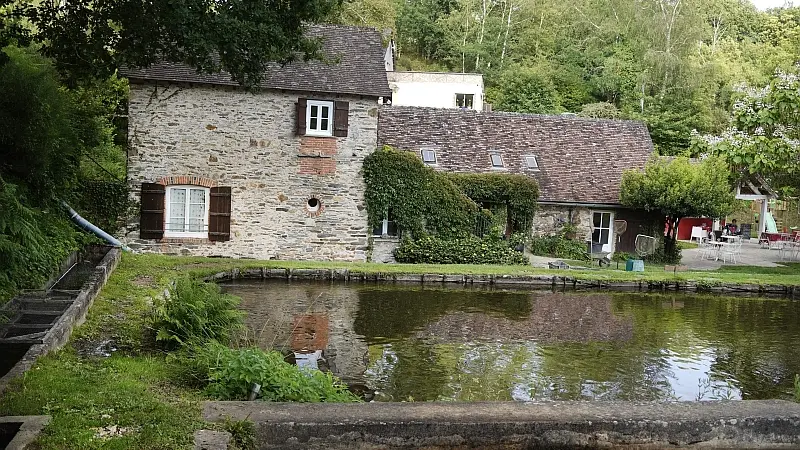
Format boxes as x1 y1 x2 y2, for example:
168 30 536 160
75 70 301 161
205 267 799 297
204 400 800 449
0 247 121 395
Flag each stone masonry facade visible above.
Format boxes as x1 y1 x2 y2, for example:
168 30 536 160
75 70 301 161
125 82 379 261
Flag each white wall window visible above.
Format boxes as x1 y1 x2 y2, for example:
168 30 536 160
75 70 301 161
421 148 437 165
165 186 210 238
306 100 334 136
524 155 539 170
455 93 474 109
490 153 504 168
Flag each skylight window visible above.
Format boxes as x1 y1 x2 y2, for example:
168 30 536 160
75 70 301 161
490 154 504 168
525 155 539 169
421 149 437 165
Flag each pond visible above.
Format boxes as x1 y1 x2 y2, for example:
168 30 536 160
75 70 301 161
222 280 800 402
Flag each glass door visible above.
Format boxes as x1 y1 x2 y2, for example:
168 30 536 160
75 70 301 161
592 211 613 253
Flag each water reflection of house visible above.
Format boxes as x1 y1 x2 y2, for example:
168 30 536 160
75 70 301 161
420 293 633 343
234 283 369 383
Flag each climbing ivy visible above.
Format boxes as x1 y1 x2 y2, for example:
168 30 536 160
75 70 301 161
363 146 479 238
447 173 539 232
362 146 540 239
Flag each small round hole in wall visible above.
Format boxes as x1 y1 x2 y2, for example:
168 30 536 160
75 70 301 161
307 197 321 213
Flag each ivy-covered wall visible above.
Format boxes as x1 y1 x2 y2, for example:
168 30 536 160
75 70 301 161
362 146 540 239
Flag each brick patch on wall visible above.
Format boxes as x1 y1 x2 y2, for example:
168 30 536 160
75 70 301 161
157 175 218 187
299 137 337 157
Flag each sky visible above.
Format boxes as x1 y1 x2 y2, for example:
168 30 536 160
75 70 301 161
749 0 795 10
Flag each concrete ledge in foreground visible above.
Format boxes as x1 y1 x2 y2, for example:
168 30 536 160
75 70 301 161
203 400 800 449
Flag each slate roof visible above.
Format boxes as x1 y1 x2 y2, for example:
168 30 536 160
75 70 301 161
378 106 654 205
121 25 391 98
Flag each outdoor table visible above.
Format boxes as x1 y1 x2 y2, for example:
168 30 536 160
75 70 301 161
720 235 740 241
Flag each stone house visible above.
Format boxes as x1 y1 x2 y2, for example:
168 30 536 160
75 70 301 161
121 25 391 261
377 106 658 255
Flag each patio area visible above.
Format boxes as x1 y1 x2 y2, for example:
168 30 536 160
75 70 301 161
681 238 796 270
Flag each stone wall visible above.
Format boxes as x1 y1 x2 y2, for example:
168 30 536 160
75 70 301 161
125 82 380 261
532 205 592 240
370 237 399 263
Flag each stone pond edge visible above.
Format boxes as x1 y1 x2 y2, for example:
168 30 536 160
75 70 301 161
203 400 800 449
205 267 799 297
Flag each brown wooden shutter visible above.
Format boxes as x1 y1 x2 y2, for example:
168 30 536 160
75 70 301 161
209 186 232 242
139 183 165 240
296 98 307 136
333 101 349 137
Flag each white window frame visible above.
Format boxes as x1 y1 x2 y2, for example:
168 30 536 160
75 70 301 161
591 210 614 253
490 153 505 169
524 155 539 170
306 100 334 137
421 148 437 165
373 212 398 237
164 185 210 238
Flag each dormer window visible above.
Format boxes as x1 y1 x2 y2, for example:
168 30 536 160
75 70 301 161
525 155 539 170
490 153 504 168
421 148 437 165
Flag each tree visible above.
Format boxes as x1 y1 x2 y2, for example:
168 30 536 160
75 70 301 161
691 65 800 196
620 156 736 256
8 0 337 87
488 64 561 113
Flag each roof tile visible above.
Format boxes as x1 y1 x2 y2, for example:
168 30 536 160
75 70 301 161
377 106 654 205
120 25 391 98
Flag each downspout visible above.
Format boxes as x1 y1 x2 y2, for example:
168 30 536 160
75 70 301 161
62 201 130 251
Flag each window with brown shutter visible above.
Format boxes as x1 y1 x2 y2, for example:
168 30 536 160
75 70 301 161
333 101 349 137
296 98 307 136
140 183 165 239
209 186 232 242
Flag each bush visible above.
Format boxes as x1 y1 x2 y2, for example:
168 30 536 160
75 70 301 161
153 277 244 347
190 343 360 402
394 233 528 265
528 235 589 261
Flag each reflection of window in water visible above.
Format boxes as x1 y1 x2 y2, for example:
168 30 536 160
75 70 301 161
294 350 324 371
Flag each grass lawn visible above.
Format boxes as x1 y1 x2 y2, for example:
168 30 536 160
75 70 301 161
1 253 799 449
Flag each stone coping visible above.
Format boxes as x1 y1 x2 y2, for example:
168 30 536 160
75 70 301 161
206 267 798 297
203 400 800 449
1 415 50 450
0 247 121 395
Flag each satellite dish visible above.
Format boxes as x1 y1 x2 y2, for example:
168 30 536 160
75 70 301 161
614 220 627 235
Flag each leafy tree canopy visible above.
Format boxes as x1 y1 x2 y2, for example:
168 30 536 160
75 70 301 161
691 65 800 196
5 0 337 87
620 156 736 251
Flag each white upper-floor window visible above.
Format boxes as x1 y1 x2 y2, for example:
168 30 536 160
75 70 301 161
306 100 334 137
165 186 209 238
456 93 474 109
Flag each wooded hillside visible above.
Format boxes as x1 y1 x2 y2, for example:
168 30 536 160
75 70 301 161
334 0 800 155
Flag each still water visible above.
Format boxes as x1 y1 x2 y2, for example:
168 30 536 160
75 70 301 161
222 280 800 402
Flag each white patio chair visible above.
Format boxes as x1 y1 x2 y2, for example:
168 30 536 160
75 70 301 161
697 238 715 260
720 240 741 264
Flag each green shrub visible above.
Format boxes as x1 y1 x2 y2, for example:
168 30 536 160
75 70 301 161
394 234 528 265
153 277 244 347
193 343 360 403
528 235 589 261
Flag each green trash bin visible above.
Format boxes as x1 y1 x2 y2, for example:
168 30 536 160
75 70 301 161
626 259 634 271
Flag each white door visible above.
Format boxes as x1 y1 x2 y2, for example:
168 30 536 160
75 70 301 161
592 211 614 253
